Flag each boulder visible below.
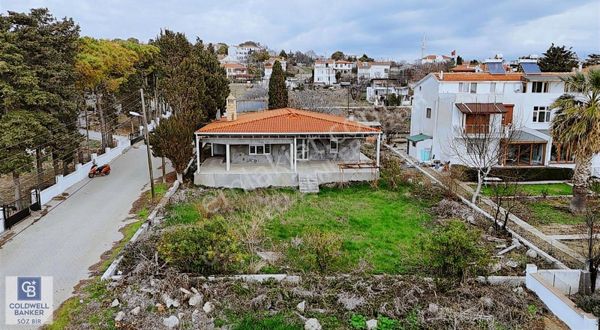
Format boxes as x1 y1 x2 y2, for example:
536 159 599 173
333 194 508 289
428 303 439 315
111 299 120 308
366 319 378 330
297 301 306 313
305 318 322 330
189 293 203 307
163 315 179 329
526 249 538 258
162 294 180 308
130 306 141 316
114 311 125 322
480 296 494 309
505 259 519 268
203 301 215 314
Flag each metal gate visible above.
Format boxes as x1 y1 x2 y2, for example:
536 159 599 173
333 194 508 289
1 189 40 230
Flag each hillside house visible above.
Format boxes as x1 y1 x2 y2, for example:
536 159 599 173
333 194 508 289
357 61 391 82
408 63 600 176
194 96 382 191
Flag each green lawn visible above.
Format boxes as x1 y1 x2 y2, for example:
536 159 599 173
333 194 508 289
265 185 431 273
478 183 572 197
163 184 433 274
516 198 585 225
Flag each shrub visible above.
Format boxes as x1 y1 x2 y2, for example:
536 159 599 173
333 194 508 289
420 220 491 281
350 314 367 329
379 155 405 190
576 294 600 317
157 218 245 275
301 230 343 273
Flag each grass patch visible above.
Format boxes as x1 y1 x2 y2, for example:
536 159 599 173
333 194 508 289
267 184 431 273
515 198 584 225
161 184 432 274
231 313 303 330
478 183 572 197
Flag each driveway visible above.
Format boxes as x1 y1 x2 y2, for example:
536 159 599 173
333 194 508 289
0 143 166 328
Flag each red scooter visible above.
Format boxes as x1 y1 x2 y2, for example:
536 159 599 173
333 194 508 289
89 164 111 178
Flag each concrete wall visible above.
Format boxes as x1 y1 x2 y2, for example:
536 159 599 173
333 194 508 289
194 168 378 190
39 134 131 205
526 264 598 330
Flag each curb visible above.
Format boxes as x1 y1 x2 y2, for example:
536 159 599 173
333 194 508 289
101 180 181 281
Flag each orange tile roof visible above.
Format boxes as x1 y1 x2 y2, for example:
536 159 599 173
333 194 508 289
434 72 524 81
222 63 246 69
197 108 380 134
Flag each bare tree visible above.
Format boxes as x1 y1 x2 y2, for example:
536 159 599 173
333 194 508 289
449 109 516 203
490 174 525 233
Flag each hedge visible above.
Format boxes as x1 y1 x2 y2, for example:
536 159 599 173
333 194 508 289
453 165 573 182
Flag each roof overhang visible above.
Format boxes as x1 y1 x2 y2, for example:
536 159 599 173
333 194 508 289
196 131 382 136
407 134 432 142
523 74 567 82
456 103 507 114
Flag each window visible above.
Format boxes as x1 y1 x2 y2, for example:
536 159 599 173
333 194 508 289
426 108 432 118
532 106 551 123
470 82 477 94
521 82 528 93
459 82 477 93
297 139 308 160
466 139 485 154
490 82 496 93
249 144 271 155
330 139 338 153
531 81 548 93
551 142 576 163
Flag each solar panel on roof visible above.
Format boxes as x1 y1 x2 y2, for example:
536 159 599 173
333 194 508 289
520 62 541 74
487 62 505 74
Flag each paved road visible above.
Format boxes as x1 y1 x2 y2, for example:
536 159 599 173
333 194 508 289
0 144 165 328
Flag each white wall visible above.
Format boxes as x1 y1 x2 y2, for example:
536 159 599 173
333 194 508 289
526 264 598 330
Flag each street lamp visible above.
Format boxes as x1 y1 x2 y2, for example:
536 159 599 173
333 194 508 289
130 90 156 200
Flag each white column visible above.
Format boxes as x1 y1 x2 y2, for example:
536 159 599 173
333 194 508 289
376 134 381 167
226 143 230 171
195 135 201 173
289 142 294 170
293 137 297 172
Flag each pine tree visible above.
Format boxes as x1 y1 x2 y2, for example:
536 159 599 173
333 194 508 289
268 61 288 109
539 43 579 72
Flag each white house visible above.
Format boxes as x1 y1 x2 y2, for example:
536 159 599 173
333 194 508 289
408 66 600 176
264 57 287 81
421 54 453 65
221 63 251 81
224 42 264 63
313 60 337 85
366 79 410 105
357 61 391 82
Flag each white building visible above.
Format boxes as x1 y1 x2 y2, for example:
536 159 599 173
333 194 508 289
366 79 410 105
408 67 600 176
313 60 337 85
421 54 453 64
264 57 287 81
312 59 356 85
357 61 391 82
224 42 264 63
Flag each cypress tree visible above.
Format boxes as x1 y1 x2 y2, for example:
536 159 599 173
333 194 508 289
268 60 288 109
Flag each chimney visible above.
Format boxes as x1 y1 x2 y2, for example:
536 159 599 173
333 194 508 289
225 94 237 121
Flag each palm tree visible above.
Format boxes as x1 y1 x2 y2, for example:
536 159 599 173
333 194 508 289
550 70 600 213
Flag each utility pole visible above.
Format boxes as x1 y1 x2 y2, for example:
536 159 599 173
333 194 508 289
140 88 156 200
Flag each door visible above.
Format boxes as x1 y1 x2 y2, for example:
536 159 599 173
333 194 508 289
502 104 514 126
297 139 308 160
420 148 431 162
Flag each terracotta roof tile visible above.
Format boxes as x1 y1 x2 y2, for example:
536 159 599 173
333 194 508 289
197 108 380 134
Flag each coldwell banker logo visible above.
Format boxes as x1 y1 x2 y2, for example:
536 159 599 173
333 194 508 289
17 277 41 301
5 276 53 326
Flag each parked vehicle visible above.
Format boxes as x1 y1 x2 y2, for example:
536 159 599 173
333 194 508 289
88 164 111 178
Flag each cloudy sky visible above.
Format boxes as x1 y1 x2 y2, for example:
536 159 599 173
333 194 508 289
1 0 599 61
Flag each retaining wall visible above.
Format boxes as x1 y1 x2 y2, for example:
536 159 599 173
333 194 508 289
526 264 598 329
